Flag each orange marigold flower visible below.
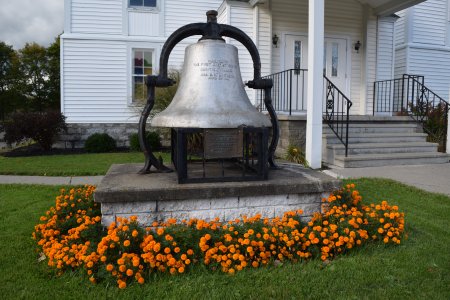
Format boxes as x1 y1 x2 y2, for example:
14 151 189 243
106 264 114 272
126 269 134 276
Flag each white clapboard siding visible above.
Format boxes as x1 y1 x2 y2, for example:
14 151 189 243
394 47 407 79
408 47 450 99
271 0 364 113
129 11 161 36
394 10 406 46
258 3 272 77
376 18 395 81
63 39 139 123
412 0 447 45
71 0 123 34
365 14 378 116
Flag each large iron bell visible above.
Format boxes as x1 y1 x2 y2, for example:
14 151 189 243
151 39 271 128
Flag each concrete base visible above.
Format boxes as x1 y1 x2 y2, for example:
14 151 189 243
94 163 340 227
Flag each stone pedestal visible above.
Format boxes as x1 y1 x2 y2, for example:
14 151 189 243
94 163 340 227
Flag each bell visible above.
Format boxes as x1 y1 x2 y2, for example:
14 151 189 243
151 39 271 128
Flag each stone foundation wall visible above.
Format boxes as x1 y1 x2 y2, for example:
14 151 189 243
276 115 307 157
56 123 151 149
100 192 327 227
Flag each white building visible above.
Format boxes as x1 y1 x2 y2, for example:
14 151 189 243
395 0 450 99
62 0 450 168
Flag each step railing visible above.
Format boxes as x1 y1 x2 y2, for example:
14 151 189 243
323 76 353 156
258 69 353 156
258 69 307 114
373 74 449 152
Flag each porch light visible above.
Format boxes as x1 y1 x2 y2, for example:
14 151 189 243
272 34 279 48
354 40 361 53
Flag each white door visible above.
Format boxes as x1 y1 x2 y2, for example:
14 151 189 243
284 35 349 111
323 38 348 93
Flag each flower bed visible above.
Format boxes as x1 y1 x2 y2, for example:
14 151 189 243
33 184 405 288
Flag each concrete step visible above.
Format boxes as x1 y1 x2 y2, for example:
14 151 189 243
327 142 438 156
323 123 419 134
333 152 450 168
324 132 428 144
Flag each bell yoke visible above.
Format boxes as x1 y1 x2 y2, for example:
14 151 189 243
138 10 280 180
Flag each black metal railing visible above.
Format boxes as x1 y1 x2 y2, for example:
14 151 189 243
258 69 307 114
373 74 449 152
258 69 353 156
323 76 353 156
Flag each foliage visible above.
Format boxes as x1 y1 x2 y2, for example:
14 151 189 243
129 131 162 152
0 37 60 120
84 133 117 153
153 69 180 113
423 102 448 151
33 183 406 289
1 180 448 298
285 145 308 167
3 110 67 150
0 41 24 120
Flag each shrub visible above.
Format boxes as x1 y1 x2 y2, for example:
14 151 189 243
84 133 116 153
286 145 308 167
129 131 162 152
33 184 405 289
3 110 67 150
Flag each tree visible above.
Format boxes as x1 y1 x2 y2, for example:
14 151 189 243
18 42 50 111
0 42 24 120
46 36 60 109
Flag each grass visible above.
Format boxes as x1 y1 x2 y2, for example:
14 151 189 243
0 178 449 299
0 152 170 176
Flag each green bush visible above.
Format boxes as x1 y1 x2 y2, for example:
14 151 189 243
129 131 162 151
84 133 116 153
3 110 67 150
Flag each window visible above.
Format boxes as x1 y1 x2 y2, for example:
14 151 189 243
331 43 338 77
132 49 153 102
129 0 157 8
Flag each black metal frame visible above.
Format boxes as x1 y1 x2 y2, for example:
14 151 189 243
171 127 269 184
323 76 353 157
138 10 279 174
373 74 449 152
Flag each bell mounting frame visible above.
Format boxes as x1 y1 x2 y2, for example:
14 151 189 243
138 10 279 174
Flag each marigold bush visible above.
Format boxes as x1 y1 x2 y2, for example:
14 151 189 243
33 183 405 288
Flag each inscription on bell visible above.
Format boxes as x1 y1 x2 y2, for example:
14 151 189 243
193 59 236 81
204 129 243 159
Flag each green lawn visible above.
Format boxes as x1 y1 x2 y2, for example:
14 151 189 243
0 152 170 176
0 179 449 299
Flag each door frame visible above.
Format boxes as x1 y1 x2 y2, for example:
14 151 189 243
280 31 352 97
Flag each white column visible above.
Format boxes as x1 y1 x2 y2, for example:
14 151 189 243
306 0 325 169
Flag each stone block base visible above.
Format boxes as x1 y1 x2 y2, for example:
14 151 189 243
94 163 340 227
276 114 307 158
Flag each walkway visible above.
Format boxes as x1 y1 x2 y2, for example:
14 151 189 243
323 163 450 196
0 175 103 186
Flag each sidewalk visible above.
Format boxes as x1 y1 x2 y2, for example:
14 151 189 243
0 175 104 186
323 163 450 196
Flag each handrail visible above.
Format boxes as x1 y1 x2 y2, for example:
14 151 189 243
373 74 449 152
409 76 449 152
258 68 308 115
323 75 353 156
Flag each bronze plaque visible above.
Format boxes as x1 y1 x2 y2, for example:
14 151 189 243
204 129 243 159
